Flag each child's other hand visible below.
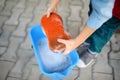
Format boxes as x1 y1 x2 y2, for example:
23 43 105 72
46 6 57 18
57 39 76 55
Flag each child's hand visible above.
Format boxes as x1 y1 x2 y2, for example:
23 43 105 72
57 39 76 55
46 6 57 18
46 0 61 17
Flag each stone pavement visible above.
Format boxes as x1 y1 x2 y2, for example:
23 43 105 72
0 0 120 80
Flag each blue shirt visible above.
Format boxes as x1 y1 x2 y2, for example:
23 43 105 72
87 0 115 30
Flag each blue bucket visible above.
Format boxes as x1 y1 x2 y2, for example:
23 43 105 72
29 24 79 80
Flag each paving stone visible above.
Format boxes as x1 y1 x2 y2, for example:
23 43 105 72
110 60 120 80
80 14 88 30
0 7 2 11
0 16 8 34
67 21 81 38
12 18 31 37
0 0 17 16
16 49 33 61
93 46 112 73
14 0 26 9
27 56 38 65
27 0 38 6
28 12 44 27
0 0 6 11
93 73 113 80
47 0 51 5
0 37 23 62
2 24 16 32
64 68 80 80
80 3 89 28
73 66 80 70
0 35 8 47
68 5 81 21
21 0 39 18
27 65 41 80
5 8 24 26
77 66 92 80
9 49 33 78
28 4 47 27
40 74 51 80
110 51 120 60
7 77 20 80
0 29 1 35
22 55 39 80
0 25 16 46
20 34 32 50
58 0 70 13
81 0 90 10
0 61 14 80
115 33 120 50
70 0 82 5
0 16 8 26
7 0 18 2
110 35 119 52
57 12 69 30
34 0 48 13
115 33 120 41
0 47 6 55
106 41 111 46
40 67 79 80
21 5 34 18
22 55 38 79
27 0 38 3
22 61 34 80
22 66 31 80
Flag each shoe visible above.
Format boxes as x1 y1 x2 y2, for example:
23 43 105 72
77 42 90 54
77 49 98 68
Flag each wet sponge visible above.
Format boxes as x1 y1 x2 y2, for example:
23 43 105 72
41 13 71 52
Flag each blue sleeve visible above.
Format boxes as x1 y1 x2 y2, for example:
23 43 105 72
87 0 115 30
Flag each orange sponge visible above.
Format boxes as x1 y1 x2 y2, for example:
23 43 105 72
41 13 71 52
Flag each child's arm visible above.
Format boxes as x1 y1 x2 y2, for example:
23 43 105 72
57 0 115 55
58 25 95 55
50 0 61 7
47 0 61 17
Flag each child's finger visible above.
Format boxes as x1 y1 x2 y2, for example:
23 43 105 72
46 8 52 18
62 49 70 55
57 39 67 44
47 11 50 18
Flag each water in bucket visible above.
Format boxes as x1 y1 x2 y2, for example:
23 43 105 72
38 38 72 73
